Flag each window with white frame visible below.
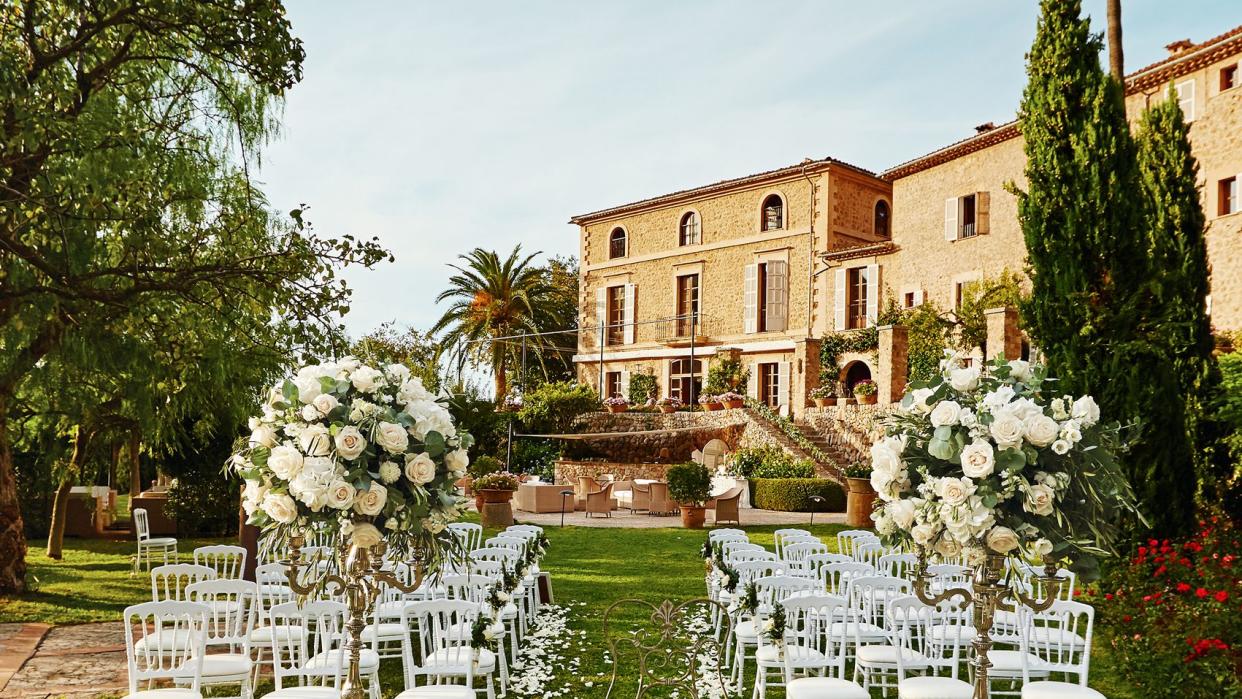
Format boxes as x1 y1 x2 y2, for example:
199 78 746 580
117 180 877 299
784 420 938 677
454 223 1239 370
833 264 880 330
743 260 788 333
1175 79 1196 121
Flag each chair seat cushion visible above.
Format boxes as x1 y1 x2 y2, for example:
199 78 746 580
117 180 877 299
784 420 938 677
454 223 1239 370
755 644 828 666
260 687 341 699
786 677 869 699
986 650 1047 675
361 623 407 641
194 653 251 678
1028 627 1087 648
395 687 476 699
248 625 305 643
424 647 496 673
135 629 194 652
828 621 886 641
897 676 973 699
306 649 380 672
123 690 199 699
1021 681 1105 699
142 538 178 547
856 644 929 667
734 620 759 639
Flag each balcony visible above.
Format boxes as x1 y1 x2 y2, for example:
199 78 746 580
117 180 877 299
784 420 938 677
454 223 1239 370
654 313 718 346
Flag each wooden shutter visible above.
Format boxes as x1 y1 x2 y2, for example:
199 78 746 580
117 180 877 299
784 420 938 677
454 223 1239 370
746 363 759 399
1177 79 1196 121
777 361 791 415
595 287 607 345
976 191 990 234
622 283 636 344
619 370 630 400
944 197 959 240
743 264 758 333
833 268 847 330
764 260 788 332
913 288 925 306
864 264 880 327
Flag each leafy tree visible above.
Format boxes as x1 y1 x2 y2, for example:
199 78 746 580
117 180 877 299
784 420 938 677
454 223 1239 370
432 247 573 403
352 322 443 393
954 269 1026 353
0 1 390 591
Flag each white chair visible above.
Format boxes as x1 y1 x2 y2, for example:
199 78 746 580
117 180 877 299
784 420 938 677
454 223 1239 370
841 576 909 668
730 550 780 565
855 595 932 695
732 575 819 685
122 600 208 699
193 545 247 580
986 605 1049 696
1018 600 1097 697
152 564 217 602
836 530 879 558
879 553 918 580
784 541 830 576
248 564 300 686
405 600 497 699
291 600 381 699
721 541 764 558
709 527 747 541
184 580 254 699
773 529 813 559
885 597 972 699
134 508 178 572
818 562 874 598
804 552 853 583
469 548 521 567
265 601 342 699
448 523 483 553
853 541 886 568
755 596 865 699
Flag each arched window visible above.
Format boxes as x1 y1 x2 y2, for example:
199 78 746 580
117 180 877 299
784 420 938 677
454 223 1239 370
608 227 627 259
761 194 784 231
679 211 701 246
874 200 890 236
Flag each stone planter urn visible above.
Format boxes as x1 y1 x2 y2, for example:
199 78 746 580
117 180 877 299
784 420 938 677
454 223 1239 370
857 393 878 405
846 478 877 528
680 504 707 529
475 488 514 512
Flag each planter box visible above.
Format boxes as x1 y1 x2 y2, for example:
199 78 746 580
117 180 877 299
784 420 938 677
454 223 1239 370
723 399 744 409
606 404 629 414
846 477 877 528
680 505 706 529
813 397 838 408
856 394 877 405
701 402 723 412
657 405 677 414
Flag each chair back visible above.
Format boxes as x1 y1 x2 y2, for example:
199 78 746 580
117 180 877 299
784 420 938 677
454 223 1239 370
488 535 528 558
848 575 911 631
648 482 674 513
253 562 293 617
926 563 971 591
783 594 851 676
879 552 918 579
192 544 247 579
1024 600 1095 685
151 563 217 602
805 552 852 580
755 574 819 608
133 508 152 542
729 550 779 565
708 528 746 541
773 529 812 559
401 600 478 689
885 596 937 679
853 540 886 567
470 547 521 566
733 560 781 584
448 522 483 552
441 573 497 604
1013 563 1077 602
469 559 505 579
186 579 254 651
507 524 544 535
783 541 829 570
123 600 207 694
719 541 759 559
819 561 874 596
836 529 879 557
268 600 345 690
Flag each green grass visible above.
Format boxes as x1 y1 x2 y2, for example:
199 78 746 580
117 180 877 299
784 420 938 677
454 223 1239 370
0 521 1139 698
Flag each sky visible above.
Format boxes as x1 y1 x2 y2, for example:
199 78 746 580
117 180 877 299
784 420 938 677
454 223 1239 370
258 0 1240 338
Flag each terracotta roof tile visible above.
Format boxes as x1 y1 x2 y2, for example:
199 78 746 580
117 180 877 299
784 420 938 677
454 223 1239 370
819 241 897 262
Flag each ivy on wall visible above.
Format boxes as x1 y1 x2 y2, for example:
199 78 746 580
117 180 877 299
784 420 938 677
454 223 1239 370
818 328 879 384
627 372 658 404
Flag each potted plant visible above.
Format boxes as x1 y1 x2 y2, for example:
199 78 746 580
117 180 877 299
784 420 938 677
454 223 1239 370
698 394 722 412
657 397 682 414
810 385 837 408
853 379 878 405
666 462 711 529
603 396 630 414
843 462 876 528
719 391 745 410
472 471 520 511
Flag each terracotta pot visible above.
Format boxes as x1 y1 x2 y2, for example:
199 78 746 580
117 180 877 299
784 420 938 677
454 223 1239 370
723 399 744 409
813 398 829 408
857 393 878 405
478 488 516 504
680 505 707 529
658 405 676 414
846 477 877 528
606 404 628 414
702 401 723 412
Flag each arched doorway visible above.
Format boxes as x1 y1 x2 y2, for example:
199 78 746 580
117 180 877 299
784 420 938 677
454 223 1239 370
840 360 873 394
700 439 728 471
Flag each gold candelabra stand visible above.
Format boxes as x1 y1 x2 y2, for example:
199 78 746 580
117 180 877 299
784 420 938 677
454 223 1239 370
283 532 428 699
912 550 1063 699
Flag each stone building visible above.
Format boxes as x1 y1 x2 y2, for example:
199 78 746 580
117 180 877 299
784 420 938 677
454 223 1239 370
570 24 1242 416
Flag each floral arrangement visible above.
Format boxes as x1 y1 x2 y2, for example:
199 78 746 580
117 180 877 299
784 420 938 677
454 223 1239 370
870 356 1139 577
521 531 550 572
472 471 520 491
602 396 629 408
810 385 836 399
843 461 871 479
1096 512 1240 698
736 581 759 617
698 393 720 405
486 580 511 612
762 602 786 646
719 391 745 403
658 397 683 409
231 358 472 558
470 613 502 654
852 379 877 397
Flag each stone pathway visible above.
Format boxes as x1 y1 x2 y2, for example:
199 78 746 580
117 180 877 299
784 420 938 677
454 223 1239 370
0 622 127 699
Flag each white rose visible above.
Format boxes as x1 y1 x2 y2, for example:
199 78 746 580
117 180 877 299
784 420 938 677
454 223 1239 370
1024 483 1056 516
888 499 916 530
989 413 1026 449
386 363 411 382
325 480 356 510
293 374 323 405
870 439 905 477
1050 439 1071 456
1007 359 1032 382
959 408 978 428
1033 538 1054 558
1009 398 1043 421
374 421 410 454
312 393 339 417
397 379 435 406
335 426 368 461
985 526 1020 554
378 461 401 484
911 523 938 547
350 522 383 548
300 404 320 422
261 492 298 524
934 535 962 559
930 400 962 428
249 425 278 449
982 386 1016 412
1060 422 1083 444
268 445 304 481
351 366 385 394
959 440 996 479
298 424 332 457
909 388 935 414
354 483 388 516
948 366 980 393
445 449 470 476
404 452 437 484
1023 414 1060 448
934 477 975 506
1051 398 1069 420
873 511 897 535
1071 396 1100 426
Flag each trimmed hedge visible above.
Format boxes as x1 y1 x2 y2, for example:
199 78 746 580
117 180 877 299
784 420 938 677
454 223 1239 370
752 478 846 512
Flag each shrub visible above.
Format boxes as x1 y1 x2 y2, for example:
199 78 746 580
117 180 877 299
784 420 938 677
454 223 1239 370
628 373 658 404
753 458 815 479
1095 512 1241 698
166 474 239 537
705 354 750 395
473 471 520 491
516 381 598 433
752 478 846 512
509 438 560 481
843 462 871 479
469 455 503 479
667 462 711 506
730 445 786 479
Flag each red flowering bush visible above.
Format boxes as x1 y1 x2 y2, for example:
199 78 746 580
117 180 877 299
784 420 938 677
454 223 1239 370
1095 513 1241 698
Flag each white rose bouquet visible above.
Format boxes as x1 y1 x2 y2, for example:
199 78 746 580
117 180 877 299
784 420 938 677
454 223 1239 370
231 358 474 563
871 355 1139 578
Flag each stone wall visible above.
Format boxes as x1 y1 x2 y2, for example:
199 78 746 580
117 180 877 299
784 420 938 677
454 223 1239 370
555 459 670 484
803 404 895 464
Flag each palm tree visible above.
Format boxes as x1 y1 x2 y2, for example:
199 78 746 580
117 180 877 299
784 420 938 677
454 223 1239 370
1107 0 1124 79
432 246 569 403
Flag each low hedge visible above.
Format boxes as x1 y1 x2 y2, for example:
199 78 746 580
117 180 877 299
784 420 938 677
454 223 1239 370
752 478 846 512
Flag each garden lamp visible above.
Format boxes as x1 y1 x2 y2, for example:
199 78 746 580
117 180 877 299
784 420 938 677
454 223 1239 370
808 495 826 527
559 489 575 527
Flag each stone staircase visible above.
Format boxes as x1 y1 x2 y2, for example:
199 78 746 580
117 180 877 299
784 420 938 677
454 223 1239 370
738 405 843 480
796 406 890 468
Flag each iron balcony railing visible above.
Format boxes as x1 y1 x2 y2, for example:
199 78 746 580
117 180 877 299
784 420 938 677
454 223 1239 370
654 313 718 344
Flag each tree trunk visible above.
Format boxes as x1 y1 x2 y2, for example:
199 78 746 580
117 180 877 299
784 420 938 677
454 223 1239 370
129 430 142 497
108 441 121 490
1107 0 1124 79
0 393 28 593
493 357 508 406
46 425 91 559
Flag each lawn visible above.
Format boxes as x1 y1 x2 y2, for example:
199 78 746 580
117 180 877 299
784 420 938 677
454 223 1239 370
0 519 1138 698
